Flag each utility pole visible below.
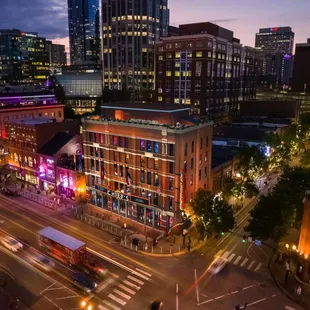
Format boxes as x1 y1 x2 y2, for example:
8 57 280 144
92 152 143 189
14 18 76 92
194 269 200 304
176 283 179 310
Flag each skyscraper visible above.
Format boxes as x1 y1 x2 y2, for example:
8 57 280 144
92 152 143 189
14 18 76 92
47 41 67 70
0 29 50 84
255 27 294 87
67 0 100 64
101 0 169 91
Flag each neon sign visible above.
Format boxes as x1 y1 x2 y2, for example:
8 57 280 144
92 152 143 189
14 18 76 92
271 27 279 32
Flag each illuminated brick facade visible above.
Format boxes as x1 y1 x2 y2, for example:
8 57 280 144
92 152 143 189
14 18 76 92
82 104 213 230
299 191 310 257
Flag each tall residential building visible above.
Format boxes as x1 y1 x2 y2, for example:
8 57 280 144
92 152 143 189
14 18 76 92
82 103 213 230
47 41 67 70
255 27 294 86
292 39 310 93
0 29 50 84
67 0 100 64
155 22 257 117
101 0 169 91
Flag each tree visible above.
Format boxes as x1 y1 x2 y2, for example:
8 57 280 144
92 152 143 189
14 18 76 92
190 188 235 236
236 145 266 180
64 105 78 119
245 167 310 241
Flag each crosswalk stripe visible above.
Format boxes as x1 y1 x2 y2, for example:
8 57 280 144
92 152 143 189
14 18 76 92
233 256 242 265
113 289 131 300
96 277 114 293
108 293 127 306
135 268 152 277
228 253 236 262
248 260 256 270
123 280 141 290
102 300 121 310
97 305 110 310
222 251 230 259
255 262 263 272
214 249 224 257
128 275 144 286
240 258 248 267
118 284 136 295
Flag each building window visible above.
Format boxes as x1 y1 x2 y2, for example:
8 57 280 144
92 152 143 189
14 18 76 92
199 170 201 180
169 197 173 210
89 132 93 142
91 175 95 186
100 134 104 144
184 161 187 171
140 157 145 167
147 141 152 152
169 144 174 156
175 52 181 58
147 172 152 185
205 152 208 162
96 160 99 171
120 165 124 177
125 154 130 164
124 137 129 148
200 138 203 149
28 156 33 167
154 159 159 170
196 51 203 57
204 166 207 177
206 136 209 147
169 162 174 174
119 137 123 147
140 139 145 151
191 158 194 169
191 141 194 153
184 143 187 156
195 61 202 77
154 142 159 154
91 159 94 170
141 170 145 183
114 164 118 176
166 53 172 59
154 174 159 186
113 136 118 146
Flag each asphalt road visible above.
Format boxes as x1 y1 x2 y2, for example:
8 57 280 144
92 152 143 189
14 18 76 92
0 194 176 310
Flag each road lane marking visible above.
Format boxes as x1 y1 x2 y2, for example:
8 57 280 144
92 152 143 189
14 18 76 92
127 275 144 285
40 282 57 293
113 289 131 300
255 262 263 271
96 277 115 293
222 251 230 259
118 284 136 295
214 294 225 300
135 268 152 277
108 293 127 306
285 306 297 310
248 297 267 305
214 249 224 257
55 295 78 300
227 253 236 262
97 305 110 310
123 280 141 290
233 256 242 265
242 284 257 290
102 300 121 310
41 295 63 310
240 258 248 267
247 260 256 270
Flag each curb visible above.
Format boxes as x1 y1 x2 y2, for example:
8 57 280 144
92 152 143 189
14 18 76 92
137 242 204 257
269 253 308 310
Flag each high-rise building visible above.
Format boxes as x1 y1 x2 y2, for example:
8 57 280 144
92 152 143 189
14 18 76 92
292 39 310 93
47 41 67 70
0 29 50 84
255 27 294 87
155 22 257 117
67 0 100 64
101 0 169 91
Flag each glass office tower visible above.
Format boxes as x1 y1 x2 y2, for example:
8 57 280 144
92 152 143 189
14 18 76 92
67 0 100 64
101 0 169 91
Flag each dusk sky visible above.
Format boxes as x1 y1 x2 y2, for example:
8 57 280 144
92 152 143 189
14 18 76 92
0 0 309 54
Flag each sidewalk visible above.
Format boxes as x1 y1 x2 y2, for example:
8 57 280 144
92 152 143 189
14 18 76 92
270 252 310 310
0 269 32 310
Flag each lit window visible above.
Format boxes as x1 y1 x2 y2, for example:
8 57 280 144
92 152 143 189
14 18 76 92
174 98 180 104
166 71 172 77
158 96 163 101
158 55 163 60
175 72 180 77
196 51 203 57
175 52 180 58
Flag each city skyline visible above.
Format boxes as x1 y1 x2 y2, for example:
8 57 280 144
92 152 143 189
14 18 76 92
0 0 309 56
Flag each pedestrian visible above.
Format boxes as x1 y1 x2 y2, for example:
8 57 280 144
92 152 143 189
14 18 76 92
296 285 302 296
187 243 191 252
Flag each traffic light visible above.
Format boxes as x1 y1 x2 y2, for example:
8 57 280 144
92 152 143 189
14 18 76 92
221 232 225 236
242 235 246 243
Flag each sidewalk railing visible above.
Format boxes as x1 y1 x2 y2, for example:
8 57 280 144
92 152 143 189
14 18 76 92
20 190 61 211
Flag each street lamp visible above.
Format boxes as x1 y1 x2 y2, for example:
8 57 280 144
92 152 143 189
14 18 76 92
292 245 297 251
81 300 87 308
285 243 289 250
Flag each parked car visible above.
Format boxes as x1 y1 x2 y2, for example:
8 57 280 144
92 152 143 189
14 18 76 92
1 236 23 252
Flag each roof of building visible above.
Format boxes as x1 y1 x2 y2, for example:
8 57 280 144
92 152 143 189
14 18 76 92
212 146 238 169
37 226 85 251
101 102 190 112
9 118 56 126
38 132 73 156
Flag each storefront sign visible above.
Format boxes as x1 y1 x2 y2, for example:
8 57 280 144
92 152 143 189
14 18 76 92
180 169 186 210
130 195 150 206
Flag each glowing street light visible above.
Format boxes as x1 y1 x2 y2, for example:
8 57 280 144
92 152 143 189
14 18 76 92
81 300 87 308
87 306 92 310
292 245 297 251
285 244 289 250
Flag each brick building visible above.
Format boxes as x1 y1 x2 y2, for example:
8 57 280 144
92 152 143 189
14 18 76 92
82 103 213 230
6 118 79 187
155 22 257 117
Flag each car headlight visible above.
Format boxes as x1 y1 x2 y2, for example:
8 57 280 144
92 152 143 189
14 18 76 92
94 283 97 287
86 288 91 293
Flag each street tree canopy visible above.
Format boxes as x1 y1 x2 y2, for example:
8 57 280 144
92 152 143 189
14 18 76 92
190 188 235 236
245 167 310 241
